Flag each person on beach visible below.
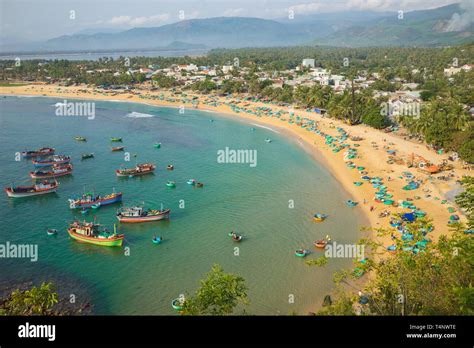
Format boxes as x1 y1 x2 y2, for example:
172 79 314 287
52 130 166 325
370 206 375 212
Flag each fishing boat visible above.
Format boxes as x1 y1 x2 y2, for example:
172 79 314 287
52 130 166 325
74 136 87 142
30 164 73 179
115 163 156 177
154 143 161 148
111 146 125 152
152 236 162 244
187 179 196 185
313 213 327 222
21 147 55 158
167 164 174 170
110 137 122 142
91 203 101 209
166 181 176 188
314 239 328 249
68 191 122 209
5 180 58 198
196 182 204 188
81 153 94 160
295 249 309 257
47 229 57 236
32 155 71 167
346 200 358 207
171 298 184 311
117 206 170 223
228 232 243 242
67 221 124 247
265 138 272 143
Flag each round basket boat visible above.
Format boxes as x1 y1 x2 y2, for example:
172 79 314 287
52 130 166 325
47 229 57 236
171 298 184 311
295 249 308 257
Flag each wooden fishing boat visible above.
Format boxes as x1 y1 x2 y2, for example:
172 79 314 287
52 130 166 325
74 136 87 142
111 146 125 152
110 137 122 142
313 213 327 222
81 153 94 160
21 147 55 158
115 163 156 177
32 155 71 167
5 180 58 198
166 181 176 188
67 221 124 247
314 239 328 249
68 191 122 209
30 164 73 179
117 206 170 223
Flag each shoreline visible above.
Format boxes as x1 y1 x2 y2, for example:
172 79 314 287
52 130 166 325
1 85 468 247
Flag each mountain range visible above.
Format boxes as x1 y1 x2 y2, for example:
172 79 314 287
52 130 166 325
2 3 472 53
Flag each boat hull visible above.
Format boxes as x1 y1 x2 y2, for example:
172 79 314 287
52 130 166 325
117 212 169 223
69 193 122 209
5 187 57 198
116 170 154 177
30 170 72 179
68 229 123 247
33 159 70 167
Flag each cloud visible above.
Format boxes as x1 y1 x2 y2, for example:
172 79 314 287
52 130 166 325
223 8 245 16
102 14 171 27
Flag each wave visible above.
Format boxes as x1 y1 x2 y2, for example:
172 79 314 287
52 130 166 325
126 112 154 118
250 123 280 134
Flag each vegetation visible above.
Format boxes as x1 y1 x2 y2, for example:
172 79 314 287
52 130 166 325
0 282 58 315
181 264 248 315
317 218 474 315
455 176 474 229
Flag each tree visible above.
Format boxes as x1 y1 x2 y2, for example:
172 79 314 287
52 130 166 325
455 176 474 229
181 264 248 315
1 282 58 315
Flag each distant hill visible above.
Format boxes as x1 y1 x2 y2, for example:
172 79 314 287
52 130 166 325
315 4 473 47
2 4 472 53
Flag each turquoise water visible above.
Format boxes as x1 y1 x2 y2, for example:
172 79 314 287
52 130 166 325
0 96 366 315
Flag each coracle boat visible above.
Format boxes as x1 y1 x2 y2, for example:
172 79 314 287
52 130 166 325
110 137 122 142
154 143 161 148
30 164 73 179
74 136 87 141
167 164 174 170
265 138 272 143
111 146 125 152
5 180 58 198
314 239 328 249
117 206 170 223
67 221 124 247
313 213 327 222
166 181 176 188
116 163 156 177
228 232 243 242
152 236 162 244
21 147 55 158
295 249 309 257
47 228 57 236
81 153 94 160
195 182 204 188
171 298 184 311
346 200 358 207
32 155 71 167
68 191 122 209
187 179 196 185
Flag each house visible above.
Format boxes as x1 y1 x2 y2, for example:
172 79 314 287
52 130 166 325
444 67 461 76
222 65 234 74
302 59 315 68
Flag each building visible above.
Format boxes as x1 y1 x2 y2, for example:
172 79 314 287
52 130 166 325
222 65 234 74
302 59 315 68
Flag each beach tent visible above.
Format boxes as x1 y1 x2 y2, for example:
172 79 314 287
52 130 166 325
402 213 416 222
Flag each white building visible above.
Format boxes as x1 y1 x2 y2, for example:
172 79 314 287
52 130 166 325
222 65 234 74
302 59 315 68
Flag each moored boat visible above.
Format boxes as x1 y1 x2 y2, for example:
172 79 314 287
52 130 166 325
171 298 184 311
5 180 59 198
67 221 124 247
154 143 161 148
110 137 122 142
111 146 125 152
313 213 327 222
115 163 156 177
21 147 55 158
81 153 94 160
346 199 358 207
187 179 196 185
30 164 73 179
265 138 272 143
32 155 71 167
167 164 174 170
166 181 176 188
314 239 328 249
117 206 171 223
295 249 309 257
68 191 122 209
195 182 204 188
228 231 243 242
74 136 87 142
152 236 162 244
47 228 57 236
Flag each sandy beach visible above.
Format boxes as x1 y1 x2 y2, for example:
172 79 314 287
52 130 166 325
1 83 470 249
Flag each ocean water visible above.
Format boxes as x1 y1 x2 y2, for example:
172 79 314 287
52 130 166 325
0 96 366 315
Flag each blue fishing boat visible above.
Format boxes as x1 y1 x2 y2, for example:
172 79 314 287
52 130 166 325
346 200 358 207
68 191 122 209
